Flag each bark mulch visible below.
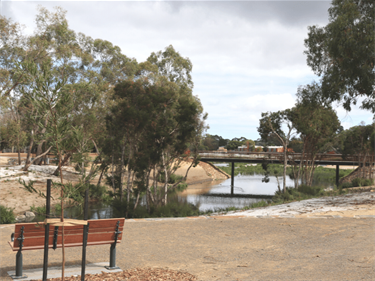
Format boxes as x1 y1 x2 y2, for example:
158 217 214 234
36 268 197 281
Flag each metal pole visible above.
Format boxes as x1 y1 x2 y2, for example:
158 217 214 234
231 162 234 195
81 188 89 281
15 251 23 277
336 165 339 187
42 179 51 281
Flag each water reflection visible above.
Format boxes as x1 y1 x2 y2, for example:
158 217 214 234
61 172 297 218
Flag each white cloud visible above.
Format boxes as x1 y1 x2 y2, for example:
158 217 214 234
3 0 372 140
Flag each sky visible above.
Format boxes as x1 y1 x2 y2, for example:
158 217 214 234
1 0 373 140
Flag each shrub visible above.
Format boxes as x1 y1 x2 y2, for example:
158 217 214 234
351 178 362 187
362 179 374 186
30 205 46 215
0 205 15 224
351 178 374 187
341 182 353 189
89 184 110 202
297 184 324 196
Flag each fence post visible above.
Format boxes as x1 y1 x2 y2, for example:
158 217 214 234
42 179 51 281
231 162 234 195
81 188 89 281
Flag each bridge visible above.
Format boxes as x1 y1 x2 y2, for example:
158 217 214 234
198 151 374 195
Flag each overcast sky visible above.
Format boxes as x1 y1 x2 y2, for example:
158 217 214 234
2 0 373 140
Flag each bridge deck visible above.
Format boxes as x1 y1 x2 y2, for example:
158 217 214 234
199 152 374 166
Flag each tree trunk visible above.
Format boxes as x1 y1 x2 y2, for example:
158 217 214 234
23 132 34 170
52 153 72 176
283 145 287 193
96 165 105 186
17 147 21 165
120 142 126 202
162 154 169 205
23 146 52 171
134 191 140 210
34 140 46 165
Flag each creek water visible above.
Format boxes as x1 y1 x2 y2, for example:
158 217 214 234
58 164 298 219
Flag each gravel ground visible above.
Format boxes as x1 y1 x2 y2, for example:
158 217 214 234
34 268 197 281
1 216 374 281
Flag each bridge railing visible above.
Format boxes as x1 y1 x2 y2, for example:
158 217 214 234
198 151 365 163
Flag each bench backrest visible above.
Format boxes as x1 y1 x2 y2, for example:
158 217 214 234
11 218 125 251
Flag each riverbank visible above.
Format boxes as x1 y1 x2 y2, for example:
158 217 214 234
0 157 227 215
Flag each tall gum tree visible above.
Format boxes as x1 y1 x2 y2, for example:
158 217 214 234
304 0 375 112
258 109 296 193
293 83 341 186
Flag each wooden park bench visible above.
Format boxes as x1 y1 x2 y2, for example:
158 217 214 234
8 218 125 279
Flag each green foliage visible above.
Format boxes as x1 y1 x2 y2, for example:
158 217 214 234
341 124 373 160
30 204 46 215
158 172 184 184
18 179 49 199
351 177 374 187
304 0 375 112
249 200 269 208
341 182 353 189
0 205 15 224
289 138 303 153
112 195 200 219
273 185 325 202
62 181 111 204
258 110 295 146
200 134 229 150
226 140 243 150
311 166 353 186
89 184 111 203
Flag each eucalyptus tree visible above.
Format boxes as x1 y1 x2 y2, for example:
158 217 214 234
341 123 374 180
293 83 341 186
107 77 203 212
258 109 296 193
304 0 375 112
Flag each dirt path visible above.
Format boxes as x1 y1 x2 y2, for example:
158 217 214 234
1 216 374 281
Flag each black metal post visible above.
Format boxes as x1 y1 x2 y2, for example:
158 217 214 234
109 244 116 268
15 251 23 278
81 188 89 281
105 221 120 270
336 165 339 187
42 179 51 281
231 162 234 195
13 226 26 279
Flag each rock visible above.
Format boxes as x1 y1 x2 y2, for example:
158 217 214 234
16 215 26 222
25 211 35 219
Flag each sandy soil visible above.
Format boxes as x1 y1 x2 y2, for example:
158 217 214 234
1 216 374 281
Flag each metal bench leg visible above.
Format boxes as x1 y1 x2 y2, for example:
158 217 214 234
105 244 120 270
10 250 27 279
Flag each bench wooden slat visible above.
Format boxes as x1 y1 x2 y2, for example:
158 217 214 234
11 240 122 251
13 226 124 239
13 231 123 248
10 218 125 251
12 232 123 250
13 218 124 236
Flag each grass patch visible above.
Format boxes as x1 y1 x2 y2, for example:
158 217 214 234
0 205 15 224
112 194 202 219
